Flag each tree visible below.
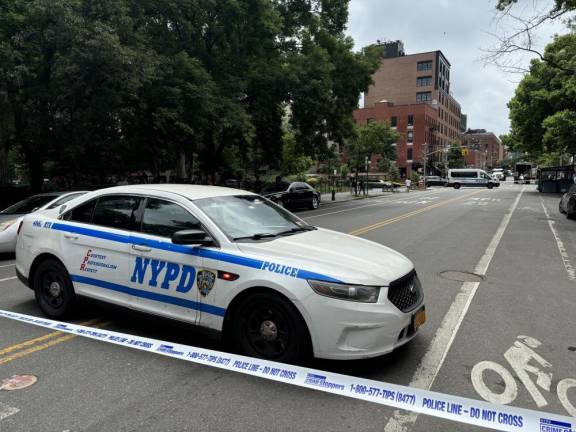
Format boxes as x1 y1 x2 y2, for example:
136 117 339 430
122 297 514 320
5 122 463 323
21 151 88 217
447 143 465 168
486 0 575 73
347 121 399 191
0 0 378 189
280 132 314 176
507 33 576 158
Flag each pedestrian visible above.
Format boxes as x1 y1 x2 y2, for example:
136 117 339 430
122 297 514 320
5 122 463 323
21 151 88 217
405 177 411 193
359 180 365 195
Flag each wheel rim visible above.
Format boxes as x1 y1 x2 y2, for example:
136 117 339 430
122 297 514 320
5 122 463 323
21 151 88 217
312 197 318 208
244 305 290 358
40 269 66 309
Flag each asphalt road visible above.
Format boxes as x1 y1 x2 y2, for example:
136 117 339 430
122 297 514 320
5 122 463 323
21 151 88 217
0 182 574 431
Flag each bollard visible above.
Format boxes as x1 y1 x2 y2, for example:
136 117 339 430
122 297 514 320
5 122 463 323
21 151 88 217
331 189 336 201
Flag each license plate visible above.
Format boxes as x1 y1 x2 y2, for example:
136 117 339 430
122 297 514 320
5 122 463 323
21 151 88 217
413 306 426 331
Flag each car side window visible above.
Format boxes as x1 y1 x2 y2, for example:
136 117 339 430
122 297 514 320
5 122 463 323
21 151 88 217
91 195 142 231
141 198 201 238
63 199 97 223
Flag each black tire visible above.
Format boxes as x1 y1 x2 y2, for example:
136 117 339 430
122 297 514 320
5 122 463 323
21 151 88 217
33 259 76 319
310 195 319 210
426 183 431 188
487 183 494 189
453 183 461 189
567 199 576 220
231 292 310 363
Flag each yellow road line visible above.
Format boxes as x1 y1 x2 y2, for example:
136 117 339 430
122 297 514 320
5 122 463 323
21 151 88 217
0 319 109 365
348 190 483 236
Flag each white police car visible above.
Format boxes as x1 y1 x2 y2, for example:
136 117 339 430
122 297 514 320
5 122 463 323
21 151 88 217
15 185 425 362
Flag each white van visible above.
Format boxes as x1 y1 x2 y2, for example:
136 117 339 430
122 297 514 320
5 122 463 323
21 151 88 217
447 169 499 189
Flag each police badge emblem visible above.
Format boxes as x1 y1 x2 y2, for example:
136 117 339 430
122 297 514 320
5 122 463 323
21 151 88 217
196 270 216 296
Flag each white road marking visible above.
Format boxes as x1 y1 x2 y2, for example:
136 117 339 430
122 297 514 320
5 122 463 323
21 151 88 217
0 277 16 282
557 378 576 417
383 187 525 432
540 199 576 281
304 190 448 219
0 402 19 421
0 264 15 269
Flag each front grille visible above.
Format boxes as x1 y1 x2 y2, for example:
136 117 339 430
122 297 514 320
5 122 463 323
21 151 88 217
387 271 423 312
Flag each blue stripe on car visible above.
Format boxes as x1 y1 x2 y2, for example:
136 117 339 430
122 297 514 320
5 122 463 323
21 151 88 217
51 222 342 283
70 274 226 317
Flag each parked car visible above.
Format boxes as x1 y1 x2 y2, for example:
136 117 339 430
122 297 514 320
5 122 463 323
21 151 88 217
0 191 87 253
424 176 447 187
262 181 321 210
491 169 506 181
559 184 576 219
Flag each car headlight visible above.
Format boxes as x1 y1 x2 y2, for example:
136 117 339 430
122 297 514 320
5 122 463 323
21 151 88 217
308 280 380 303
0 219 17 232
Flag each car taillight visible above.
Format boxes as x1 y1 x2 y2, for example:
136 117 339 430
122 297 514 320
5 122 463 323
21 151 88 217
17 221 23 235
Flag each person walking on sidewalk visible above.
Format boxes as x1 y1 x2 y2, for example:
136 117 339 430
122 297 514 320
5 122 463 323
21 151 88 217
405 177 411 192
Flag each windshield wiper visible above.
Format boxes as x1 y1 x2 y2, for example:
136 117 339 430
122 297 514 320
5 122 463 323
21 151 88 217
233 233 279 241
277 226 317 236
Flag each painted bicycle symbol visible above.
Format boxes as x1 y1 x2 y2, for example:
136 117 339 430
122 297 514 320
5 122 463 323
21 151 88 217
471 335 576 417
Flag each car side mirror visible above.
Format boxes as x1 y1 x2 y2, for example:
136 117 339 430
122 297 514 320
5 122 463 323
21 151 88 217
171 229 214 246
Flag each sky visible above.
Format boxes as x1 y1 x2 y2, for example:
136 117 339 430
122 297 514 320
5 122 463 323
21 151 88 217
346 0 567 136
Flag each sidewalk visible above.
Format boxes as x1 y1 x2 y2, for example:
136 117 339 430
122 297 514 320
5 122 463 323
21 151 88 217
320 188 401 205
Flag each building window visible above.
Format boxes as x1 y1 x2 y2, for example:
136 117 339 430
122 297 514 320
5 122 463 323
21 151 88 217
417 61 432 71
391 116 397 127
407 148 413 161
416 76 432 87
407 114 414 126
407 131 414 143
416 91 432 102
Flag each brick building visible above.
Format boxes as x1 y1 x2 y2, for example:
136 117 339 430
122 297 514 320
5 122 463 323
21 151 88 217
353 101 437 177
355 41 466 176
462 129 504 170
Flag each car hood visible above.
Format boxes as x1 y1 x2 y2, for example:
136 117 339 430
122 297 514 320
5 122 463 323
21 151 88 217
0 213 24 223
236 228 413 286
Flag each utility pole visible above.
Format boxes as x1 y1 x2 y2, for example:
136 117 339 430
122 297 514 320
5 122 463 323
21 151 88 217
422 142 427 191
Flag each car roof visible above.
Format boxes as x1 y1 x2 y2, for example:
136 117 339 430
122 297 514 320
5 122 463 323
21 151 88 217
96 184 255 200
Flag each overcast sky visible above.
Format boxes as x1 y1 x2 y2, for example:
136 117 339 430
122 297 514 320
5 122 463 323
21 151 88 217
347 0 566 136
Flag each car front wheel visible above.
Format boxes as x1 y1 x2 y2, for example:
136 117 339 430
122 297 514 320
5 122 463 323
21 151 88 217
487 183 494 189
33 258 77 319
231 292 310 363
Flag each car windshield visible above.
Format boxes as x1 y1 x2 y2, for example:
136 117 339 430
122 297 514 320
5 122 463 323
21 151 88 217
0 194 60 214
194 195 313 241
262 182 289 193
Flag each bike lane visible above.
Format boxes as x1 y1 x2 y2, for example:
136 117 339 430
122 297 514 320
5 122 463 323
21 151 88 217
409 189 576 431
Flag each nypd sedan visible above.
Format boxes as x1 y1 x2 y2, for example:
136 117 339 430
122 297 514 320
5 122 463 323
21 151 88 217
15 185 425 362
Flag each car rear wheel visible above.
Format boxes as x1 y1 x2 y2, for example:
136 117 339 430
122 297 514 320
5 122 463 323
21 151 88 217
33 259 76 319
231 292 310 363
310 196 319 210
453 183 461 189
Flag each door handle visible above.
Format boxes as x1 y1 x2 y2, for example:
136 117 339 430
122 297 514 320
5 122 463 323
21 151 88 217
64 233 79 240
131 244 152 252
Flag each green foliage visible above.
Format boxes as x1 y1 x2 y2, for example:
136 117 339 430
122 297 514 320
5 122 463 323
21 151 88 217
508 33 576 158
347 121 399 174
0 0 377 190
281 133 314 176
447 143 465 168
496 0 576 13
